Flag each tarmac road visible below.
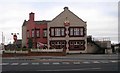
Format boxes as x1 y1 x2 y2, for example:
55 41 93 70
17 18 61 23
1 54 120 72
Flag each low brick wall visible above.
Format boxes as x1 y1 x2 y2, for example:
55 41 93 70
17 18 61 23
2 51 66 57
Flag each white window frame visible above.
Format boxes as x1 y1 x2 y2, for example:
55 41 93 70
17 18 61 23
32 30 34 37
43 29 47 37
36 30 40 37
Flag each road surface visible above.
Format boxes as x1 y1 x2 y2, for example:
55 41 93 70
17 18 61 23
1 54 119 72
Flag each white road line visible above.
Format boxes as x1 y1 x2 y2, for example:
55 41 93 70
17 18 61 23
82 61 90 64
11 63 19 65
2 63 9 65
31 63 39 65
110 60 118 63
43 62 49 65
52 62 60 65
73 62 81 64
93 61 100 63
0 63 2 65
21 63 29 65
62 62 70 64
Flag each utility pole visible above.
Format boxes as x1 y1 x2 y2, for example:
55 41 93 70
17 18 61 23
1 32 4 50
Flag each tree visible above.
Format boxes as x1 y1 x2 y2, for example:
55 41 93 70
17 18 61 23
28 38 33 48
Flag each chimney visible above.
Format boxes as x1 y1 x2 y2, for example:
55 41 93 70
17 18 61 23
29 12 34 21
64 7 69 10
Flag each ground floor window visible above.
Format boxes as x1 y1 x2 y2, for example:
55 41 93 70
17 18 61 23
50 40 66 49
68 40 85 50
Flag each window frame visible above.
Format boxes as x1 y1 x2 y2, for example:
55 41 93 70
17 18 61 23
50 27 66 37
36 29 40 38
43 29 47 38
69 27 85 37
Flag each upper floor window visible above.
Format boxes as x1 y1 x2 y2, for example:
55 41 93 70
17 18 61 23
36 29 40 38
32 29 34 38
43 29 47 37
50 27 65 37
51 28 54 36
69 27 84 37
61 28 65 36
55 28 60 36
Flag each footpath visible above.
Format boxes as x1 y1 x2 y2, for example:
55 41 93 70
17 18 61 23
2 54 119 60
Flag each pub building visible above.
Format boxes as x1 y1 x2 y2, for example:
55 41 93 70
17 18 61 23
22 7 87 54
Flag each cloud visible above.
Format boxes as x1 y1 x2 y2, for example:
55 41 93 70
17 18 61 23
0 0 118 44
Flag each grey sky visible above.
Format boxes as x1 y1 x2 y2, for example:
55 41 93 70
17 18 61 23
0 0 119 44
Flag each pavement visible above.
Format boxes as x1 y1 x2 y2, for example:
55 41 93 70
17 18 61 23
2 54 119 60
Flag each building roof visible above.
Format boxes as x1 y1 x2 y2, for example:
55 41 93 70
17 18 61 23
22 20 51 26
22 20 28 27
35 20 51 25
52 7 86 23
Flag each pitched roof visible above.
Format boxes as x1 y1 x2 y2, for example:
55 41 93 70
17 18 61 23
35 20 51 24
22 20 28 27
22 20 51 26
52 7 86 23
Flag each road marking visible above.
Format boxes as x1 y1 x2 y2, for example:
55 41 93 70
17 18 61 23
37 68 101 71
11 63 19 65
93 61 100 63
0 63 2 65
31 63 39 65
52 62 60 65
110 60 118 63
2 63 9 65
82 61 90 64
62 62 70 64
73 62 80 64
42 62 49 65
21 63 29 65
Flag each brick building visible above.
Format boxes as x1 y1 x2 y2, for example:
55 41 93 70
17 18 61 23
22 7 87 54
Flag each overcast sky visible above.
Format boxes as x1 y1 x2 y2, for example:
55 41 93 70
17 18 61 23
0 0 119 45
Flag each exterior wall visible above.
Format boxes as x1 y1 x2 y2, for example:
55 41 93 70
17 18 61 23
34 24 47 45
87 42 98 53
47 7 87 54
26 23 47 48
23 12 48 48
22 25 26 47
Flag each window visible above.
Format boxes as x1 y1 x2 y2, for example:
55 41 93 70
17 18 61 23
69 40 85 50
51 28 54 36
50 40 66 49
50 27 65 37
69 27 84 37
70 28 73 36
36 29 40 37
43 29 47 37
55 28 60 36
80 28 83 35
32 29 34 37
61 28 65 36
27 30 30 38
